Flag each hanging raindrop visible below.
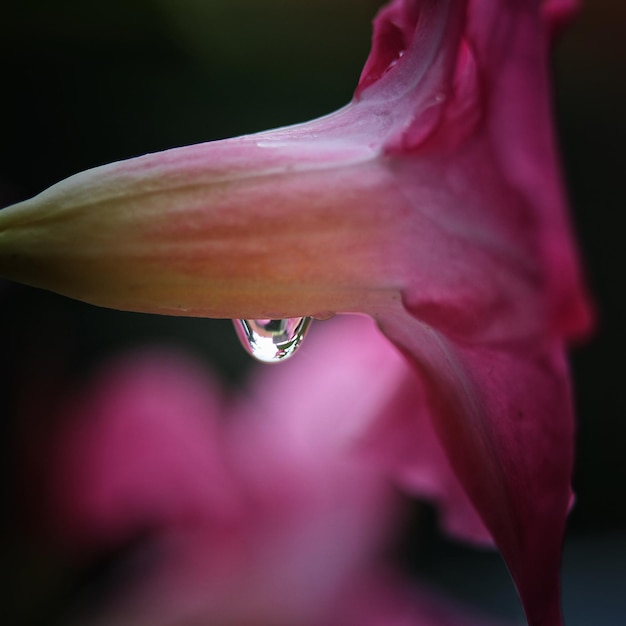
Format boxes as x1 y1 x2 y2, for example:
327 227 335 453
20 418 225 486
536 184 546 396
233 317 312 363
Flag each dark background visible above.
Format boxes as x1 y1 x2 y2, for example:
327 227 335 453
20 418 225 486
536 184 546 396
1 1 624 624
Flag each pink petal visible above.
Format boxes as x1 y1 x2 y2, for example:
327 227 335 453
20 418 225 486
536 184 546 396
541 0 580 39
46 341 401 625
460 0 590 337
244 314 491 546
352 3 591 624
380 313 574 626
48 350 240 546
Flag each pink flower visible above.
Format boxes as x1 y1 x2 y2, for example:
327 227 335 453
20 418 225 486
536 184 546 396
45 316 501 626
0 1 591 625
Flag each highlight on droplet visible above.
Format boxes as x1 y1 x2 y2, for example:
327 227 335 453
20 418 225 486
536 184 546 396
233 317 313 363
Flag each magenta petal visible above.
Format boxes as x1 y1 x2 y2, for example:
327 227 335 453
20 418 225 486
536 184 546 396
462 0 591 338
356 0 466 151
356 0 422 94
46 340 402 625
367 372 494 547
541 0 580 39
48 351 240 546
380 313 575 626
348 2 590 623
260 314 492 547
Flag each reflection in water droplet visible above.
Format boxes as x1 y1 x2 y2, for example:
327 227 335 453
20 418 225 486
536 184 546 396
233 317 312 363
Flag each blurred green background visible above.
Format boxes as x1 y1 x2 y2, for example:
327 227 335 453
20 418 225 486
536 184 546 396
1 0 624 624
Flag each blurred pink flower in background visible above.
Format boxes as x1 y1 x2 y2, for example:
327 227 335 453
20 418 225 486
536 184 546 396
44 316 502 626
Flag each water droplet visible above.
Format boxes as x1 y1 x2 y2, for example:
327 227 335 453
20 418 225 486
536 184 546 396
233 317 312 363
